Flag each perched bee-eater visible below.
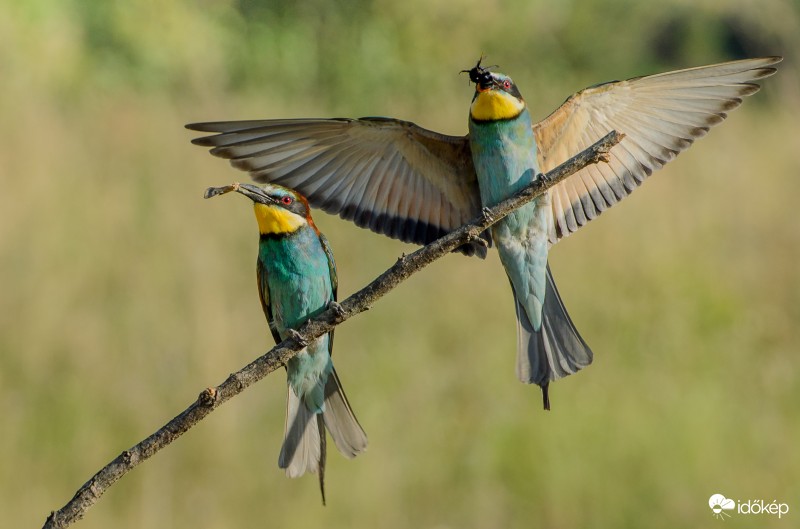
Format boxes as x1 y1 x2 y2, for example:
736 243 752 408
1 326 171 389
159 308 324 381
217 182 367 502
189 57 781 409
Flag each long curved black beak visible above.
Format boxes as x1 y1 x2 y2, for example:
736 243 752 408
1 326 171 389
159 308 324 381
204 183 278 205
235 183 279 205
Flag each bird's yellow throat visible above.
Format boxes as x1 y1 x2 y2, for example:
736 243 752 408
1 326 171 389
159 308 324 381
254 203 306 235
470 90 525 121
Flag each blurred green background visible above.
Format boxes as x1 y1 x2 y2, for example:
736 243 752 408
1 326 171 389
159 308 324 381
1 0 799 527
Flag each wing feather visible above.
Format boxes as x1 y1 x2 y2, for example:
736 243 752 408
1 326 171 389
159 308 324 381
189 117 488 256
256 257 282 345
534 57 781 243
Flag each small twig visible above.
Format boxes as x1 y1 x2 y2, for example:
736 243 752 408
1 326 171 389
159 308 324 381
42 130 623 529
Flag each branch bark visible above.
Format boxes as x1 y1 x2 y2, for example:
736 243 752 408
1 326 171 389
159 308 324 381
42 130 623 528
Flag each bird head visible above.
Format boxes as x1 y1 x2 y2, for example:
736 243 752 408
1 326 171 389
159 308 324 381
232 183 317 236
463 58 525 122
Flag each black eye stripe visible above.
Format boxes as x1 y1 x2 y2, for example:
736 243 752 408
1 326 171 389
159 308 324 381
270 196 307 216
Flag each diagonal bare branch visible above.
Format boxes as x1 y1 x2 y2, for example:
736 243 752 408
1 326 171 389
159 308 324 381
42 130 623 529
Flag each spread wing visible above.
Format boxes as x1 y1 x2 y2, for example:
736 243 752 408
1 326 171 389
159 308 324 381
534 56 782 243
188 117 488 256
256 257 282 345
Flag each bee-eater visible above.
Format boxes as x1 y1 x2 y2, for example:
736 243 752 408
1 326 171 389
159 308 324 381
189 57 781 409
222 182 367 503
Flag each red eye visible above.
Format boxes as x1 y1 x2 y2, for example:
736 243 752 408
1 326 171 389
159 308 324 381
503 80 511 89
281 196 293 205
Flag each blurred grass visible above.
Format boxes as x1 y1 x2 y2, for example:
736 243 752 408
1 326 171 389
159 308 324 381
1 0 799 528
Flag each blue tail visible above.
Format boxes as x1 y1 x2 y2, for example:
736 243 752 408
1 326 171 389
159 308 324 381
513 264 593 409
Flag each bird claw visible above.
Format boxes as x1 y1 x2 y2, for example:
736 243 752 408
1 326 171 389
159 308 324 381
467 233 489 247
327 300 346 320
287 329 308 348
481 206 494 224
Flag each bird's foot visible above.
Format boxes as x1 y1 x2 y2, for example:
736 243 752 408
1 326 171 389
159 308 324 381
327 300 346 321
467 232 489 248
481 206 494 224
287 329 308 348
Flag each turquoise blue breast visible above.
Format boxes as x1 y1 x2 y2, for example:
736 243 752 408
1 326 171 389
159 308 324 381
468 109 539 207
259 226 334 333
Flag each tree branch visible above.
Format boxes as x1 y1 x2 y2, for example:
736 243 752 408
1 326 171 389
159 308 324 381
42 130 623 528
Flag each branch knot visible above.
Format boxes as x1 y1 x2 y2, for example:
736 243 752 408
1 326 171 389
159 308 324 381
198 387 218 407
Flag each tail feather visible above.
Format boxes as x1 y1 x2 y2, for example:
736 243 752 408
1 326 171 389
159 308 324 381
278 368 366 507
317 414 326 506
278 369 366 504
278 387 323 478
323 368 368 458
514 263 593 408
